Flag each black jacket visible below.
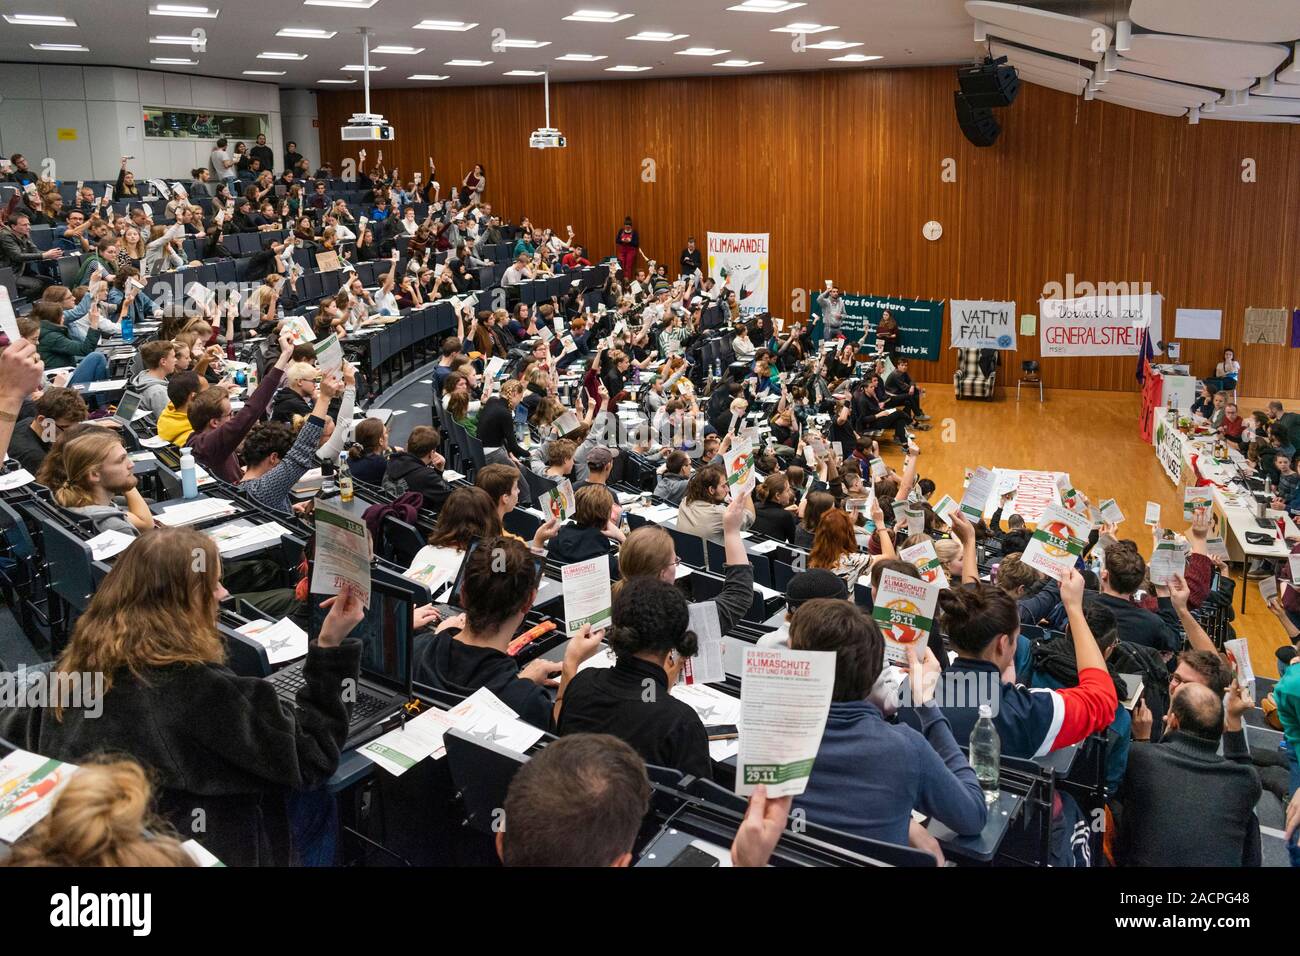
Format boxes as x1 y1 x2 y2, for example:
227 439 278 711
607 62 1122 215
557 655 710 780
1115 731 1261 866
548 524 615 566
476 396 525 457
7 419 51 474
751 500 797 543
1083 591 1182 654
383 451 451 510
0 640 361 867
271 387 312 424
412 630 551 730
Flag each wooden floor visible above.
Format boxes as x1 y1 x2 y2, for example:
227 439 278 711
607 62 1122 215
883 385 1291 677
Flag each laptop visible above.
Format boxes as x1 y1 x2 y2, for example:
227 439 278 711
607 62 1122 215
268 567 418 749
107 390 148 427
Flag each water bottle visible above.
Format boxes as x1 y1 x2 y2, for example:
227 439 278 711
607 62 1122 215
180 447 198 499
969 704 1001 805
234 368 246 387
338 452 354 503
121 315 134 343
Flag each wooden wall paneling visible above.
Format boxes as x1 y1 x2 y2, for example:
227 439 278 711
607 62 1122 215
317 67 1300 399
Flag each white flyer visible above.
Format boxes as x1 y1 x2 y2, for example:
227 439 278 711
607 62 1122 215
0 469 35 491
236 617 308 664
0 285 20 341
901 502 925 537
86 529 136 561
1022 503 1090 581
1206 536 1230 561
932 494 959 524
872 569 942 666
1148 539 1189 586
314 332 344 375
900 539 950 589
1183 486 1214 520
1144 502 1161 527
1222 638 1256 693
0 749 79 843
1259 576 1279 603
725 437 756 498
682 600 726 686
1288 554 1300 585
959 466 995 520
1099 498 1125 525
542 477 576 522
561 555 612 635
310 497 372 607
735 646 835 798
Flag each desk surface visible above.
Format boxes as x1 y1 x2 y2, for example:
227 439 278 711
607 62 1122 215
926 789 1023 863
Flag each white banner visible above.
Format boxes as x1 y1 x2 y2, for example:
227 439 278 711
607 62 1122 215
707 232 769 319
1039 293 1162 357
950 300 1017 350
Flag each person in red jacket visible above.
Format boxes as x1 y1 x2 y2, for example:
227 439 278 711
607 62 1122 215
614 216 639 279
185 327 295 483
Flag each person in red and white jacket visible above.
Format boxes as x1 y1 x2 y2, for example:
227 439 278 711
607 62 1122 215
927 568 1117 759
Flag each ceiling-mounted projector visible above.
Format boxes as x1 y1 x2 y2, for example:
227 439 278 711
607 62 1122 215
341 112 394 141
530 127 566 149
340 30 394 141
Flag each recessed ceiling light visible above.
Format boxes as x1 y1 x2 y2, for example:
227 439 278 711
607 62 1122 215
505 70 547 76
304 0 378 7
149 5 218 17
715 59 762 67
277 27 336 38
258 51 308 60
628 31 686 41
445 59 492 67
341 64 385 71
829 53 881 62
243 70 286 76
151 57 199 65
30 42 89 51
726 0 804 11
408 74 449 80
806 40 862 50
4 14 77 26
372 45 425 54
414 19 477 31
318 78 356 83
606 64 650 71
556 53 607 61
564 9 633 22
499 38 550 49
677 47 729 56
771 22 835 34
150 35 200 44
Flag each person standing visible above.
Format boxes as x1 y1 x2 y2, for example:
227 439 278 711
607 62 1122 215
817 281 845 341
615 217 639 279
679 236 701 277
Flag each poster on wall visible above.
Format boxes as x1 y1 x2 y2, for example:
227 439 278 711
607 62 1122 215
1039 293 1162 357
706 232 769 319
810 293 945 361
1244 307 1287 345
950 300 1017 350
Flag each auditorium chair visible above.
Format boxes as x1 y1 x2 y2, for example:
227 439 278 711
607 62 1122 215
1018 360 1043 403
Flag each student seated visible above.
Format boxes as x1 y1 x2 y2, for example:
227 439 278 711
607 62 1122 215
791 598 987 850
8 386 87 474
1114 682 1262 866
0 528 365 867
1081 541 1181 653
156 371 204 447
809 507 873 587
750 473 798 543
933 569 1116 759
37 428 153 535
271 361 318 424
555 576 710 778
346 418 390 485
2 759 196 867
676 466 754 540
497 733 790 867
548 485 623 565
384 425 452 507
130 340 177 416
995 551 1065 630
653 450 692 505
412 535 560 728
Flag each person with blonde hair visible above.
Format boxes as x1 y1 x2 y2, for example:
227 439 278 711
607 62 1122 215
2 759 195 868
0 527 366 866
37 428 153 536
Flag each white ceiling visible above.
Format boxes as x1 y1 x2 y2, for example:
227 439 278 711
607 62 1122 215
969 1 1300 125
3 0 1298 127
0 0 978 89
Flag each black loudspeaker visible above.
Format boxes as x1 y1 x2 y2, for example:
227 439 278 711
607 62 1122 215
957 60 1020 108
954 92 1001 147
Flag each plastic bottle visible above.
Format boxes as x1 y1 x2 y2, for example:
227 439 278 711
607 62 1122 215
121 315 134 344
969 704 1001 805
180 447 198 500
338 452 354 503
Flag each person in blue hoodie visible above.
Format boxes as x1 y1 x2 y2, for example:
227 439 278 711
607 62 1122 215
791 598 988 852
